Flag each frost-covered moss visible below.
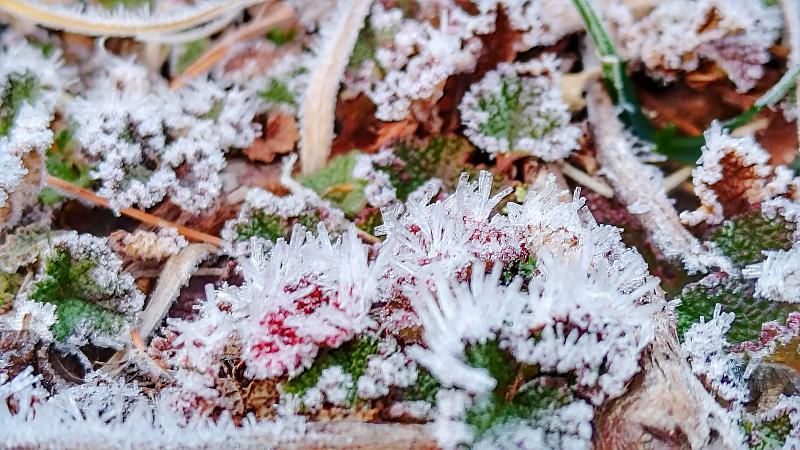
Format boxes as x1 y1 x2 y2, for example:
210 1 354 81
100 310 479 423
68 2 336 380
744 412 793 450
283 336 379 404
403 367 441 404
377 136 473 201
235 211 320 243
466 382 572 440
711 212 795 266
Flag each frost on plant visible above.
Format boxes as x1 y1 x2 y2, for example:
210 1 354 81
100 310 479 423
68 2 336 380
682 123 800 227
27 233 144 348
612 0 782 92
359 2 493 121
68 52 263 212
0 37 67 228
460 56 581 160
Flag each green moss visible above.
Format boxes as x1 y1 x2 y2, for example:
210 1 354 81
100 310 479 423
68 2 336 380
260 78 296 106
501 256 536 285
403 367 441 404
283 336 379 405
300 151 368 216
676 277 799 344
466 383 572 440
40 129 95 205
711 212 795 266
465 339 518 391
30 248 127 342
175 39 209 74
0 72 38 137
235 213 287 242
235 211 321 243
744 413 792 450
266 27 298 46
378 136 474 201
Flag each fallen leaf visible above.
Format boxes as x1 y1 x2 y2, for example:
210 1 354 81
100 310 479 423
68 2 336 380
244 112 298 164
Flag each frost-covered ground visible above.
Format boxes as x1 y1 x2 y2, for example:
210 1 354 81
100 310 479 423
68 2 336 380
1 0 800 449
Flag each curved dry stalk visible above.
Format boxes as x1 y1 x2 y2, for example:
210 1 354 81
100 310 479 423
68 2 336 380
0 0 266 39
47 175 223 247
170 2 295 89
298 0 372 175
585 82 731 274
103 243 215 376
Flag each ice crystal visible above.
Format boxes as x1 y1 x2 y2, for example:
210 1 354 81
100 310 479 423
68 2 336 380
475 0 584 51
752 245 800 303
0 366 307 449
221 186 345 255
682 123 798 227
119 227 188 261
682 304 749 402
238 225 390 379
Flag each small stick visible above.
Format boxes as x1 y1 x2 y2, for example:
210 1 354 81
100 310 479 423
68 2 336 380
46 175 223 248
559 162 614 198
663 166 694 192
170 2 295 89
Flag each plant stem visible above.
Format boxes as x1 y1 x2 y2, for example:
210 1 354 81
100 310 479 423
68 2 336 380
46 175 224 247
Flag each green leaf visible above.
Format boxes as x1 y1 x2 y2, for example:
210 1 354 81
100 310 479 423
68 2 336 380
0 72 38 137
299 151 368 216
260 78 296 106
711 212 795 266
40 129 94 205
676 276 799 343
30 248 128 343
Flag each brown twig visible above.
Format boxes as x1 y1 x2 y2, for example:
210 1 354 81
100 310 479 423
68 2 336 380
46 175 223 247
170 2 295 90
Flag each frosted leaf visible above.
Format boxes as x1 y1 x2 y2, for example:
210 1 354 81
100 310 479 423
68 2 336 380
364 2 493 121
239 225 390 379
68 52 263 212
459 56 581 160
682 122 790 227
614 0 781 92
25 232 145 348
